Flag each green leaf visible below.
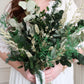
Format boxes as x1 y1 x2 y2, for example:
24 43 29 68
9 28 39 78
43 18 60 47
66 61 71 67
18 66 23 68
46 7 49 11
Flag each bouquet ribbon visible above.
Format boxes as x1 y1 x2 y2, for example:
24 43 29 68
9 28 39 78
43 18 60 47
35 70 45 84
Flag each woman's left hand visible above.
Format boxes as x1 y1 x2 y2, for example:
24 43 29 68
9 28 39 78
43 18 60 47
44 63 64 84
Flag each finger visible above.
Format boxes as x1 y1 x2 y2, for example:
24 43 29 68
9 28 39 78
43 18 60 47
26 70 35 79
27 74 35 80
28 73 35 79
26 74 35 83
51 68 62 79
28 78 36 83
45 69 61 81
44 68 54 75
45 78 53 83
45 69 59 81
45 70 62 83
44 63 62 75
45 64 63 81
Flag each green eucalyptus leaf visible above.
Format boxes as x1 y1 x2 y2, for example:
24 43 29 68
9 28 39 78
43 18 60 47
26 0 36 13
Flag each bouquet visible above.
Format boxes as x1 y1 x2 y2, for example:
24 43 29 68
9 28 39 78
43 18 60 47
0 0 84 83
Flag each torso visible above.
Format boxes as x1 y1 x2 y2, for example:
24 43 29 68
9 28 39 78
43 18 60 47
34 0 51 12
4 0 78 84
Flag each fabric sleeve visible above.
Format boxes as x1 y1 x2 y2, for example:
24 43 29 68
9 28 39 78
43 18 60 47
65 0 81 24
0 36 10 53
66 0 84 49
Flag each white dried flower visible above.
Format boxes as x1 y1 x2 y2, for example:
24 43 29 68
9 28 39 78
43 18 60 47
41 29 44 34
52 28 55 31
31 45 36 52
49 30 51 33
35 24 39 34
26 51 32 57
31 38 35 44
28 37 31 40
49 46 54 51
0 28 11 39
50 36 53 38
46 35 49 38
45 26 48 30
5 40 19 51
30 33 34 37
44 33 46 37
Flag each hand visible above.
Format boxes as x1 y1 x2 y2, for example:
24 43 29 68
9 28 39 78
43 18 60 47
26 70 35 83
44 63 63 83
21 63 64 83
19 68 35 83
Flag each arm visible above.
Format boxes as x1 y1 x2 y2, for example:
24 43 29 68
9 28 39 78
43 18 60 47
0 51 64 83
0 36 35 82
0 36 25 75
0 51 36 82
0 52 28 79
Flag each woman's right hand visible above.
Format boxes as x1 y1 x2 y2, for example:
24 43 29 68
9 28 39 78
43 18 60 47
26 70 36 83
19 68 36 83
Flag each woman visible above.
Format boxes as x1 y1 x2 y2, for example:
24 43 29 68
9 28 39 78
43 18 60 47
0 0 80 84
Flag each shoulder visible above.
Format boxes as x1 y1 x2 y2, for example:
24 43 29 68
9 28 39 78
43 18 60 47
53 0 77 11
63 0 77 9
60 0 81 24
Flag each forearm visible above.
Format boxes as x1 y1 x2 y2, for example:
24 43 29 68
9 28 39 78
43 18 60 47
0 51 25 73
0 51 36 81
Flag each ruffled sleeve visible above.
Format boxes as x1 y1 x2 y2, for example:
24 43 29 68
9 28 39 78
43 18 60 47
47 0 81 25
0 35 10 53
64 0 81 24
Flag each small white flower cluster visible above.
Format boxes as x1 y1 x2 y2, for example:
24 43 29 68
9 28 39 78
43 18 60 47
8 18 23 33
0 28 11 39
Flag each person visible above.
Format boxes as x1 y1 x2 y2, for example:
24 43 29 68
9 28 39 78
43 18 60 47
0 0 80 84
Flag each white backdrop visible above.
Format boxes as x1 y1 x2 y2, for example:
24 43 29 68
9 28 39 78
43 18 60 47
73 1 84 84
0 0 11 16
0 0 11 84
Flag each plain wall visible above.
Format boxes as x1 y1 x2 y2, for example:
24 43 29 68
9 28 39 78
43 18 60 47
0 0 11 84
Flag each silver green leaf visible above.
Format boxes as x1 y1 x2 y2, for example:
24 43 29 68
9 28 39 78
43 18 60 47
18 1 27 10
